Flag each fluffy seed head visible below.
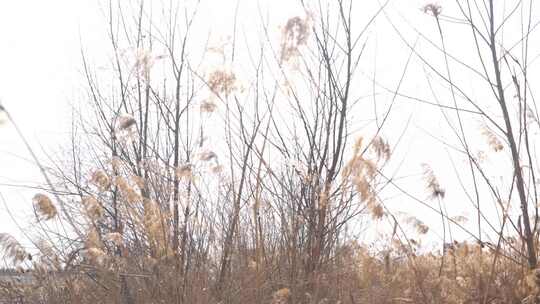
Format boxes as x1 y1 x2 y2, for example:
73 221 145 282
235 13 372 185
0 233 29 264
281 16 310 62
371 136 391 161
105 232 123 247
90 170 111 191
423 3 442 17
406 216 429 234
211 165 223 174
421 164 445 199
82 196 103 220
33 193 57 221
200 100 217 113
199 151 217 161
117 114 137 131
84 247 106 266
176 164 193 180
207 69 237 97
481 125 504 152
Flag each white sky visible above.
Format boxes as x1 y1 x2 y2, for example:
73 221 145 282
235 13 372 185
0 1 97 235
0 0 538 251
0 0 322 244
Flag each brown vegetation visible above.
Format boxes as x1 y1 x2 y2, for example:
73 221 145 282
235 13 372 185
1 0 540 303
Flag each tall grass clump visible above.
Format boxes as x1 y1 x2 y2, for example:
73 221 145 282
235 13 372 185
1 0 540 303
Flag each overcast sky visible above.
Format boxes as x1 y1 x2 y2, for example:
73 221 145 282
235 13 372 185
0 0 317 245
0 0 538 250
0 1 96 237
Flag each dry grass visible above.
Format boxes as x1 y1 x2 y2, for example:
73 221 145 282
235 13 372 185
1 234 539 303
1 1 538 304
1 138 538 303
